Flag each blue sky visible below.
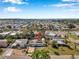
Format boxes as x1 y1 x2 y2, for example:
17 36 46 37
0 0 79 19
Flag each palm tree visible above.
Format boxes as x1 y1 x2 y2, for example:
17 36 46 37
32 50 50 59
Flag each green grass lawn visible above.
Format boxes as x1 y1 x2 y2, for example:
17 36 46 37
28 31 79 55
36 40 79 55
36 46 79 55
69 34 79 40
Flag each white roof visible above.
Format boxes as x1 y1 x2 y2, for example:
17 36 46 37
0 32 10 35
53 37 64 41
16 40 22 43
10 31 22 35
12 39 28 46
10 32 16 35
12 43 17 46
48 32 56 36
57 41 65 44
45 31 56 36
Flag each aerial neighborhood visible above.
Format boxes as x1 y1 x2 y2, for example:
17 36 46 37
0 19 79 59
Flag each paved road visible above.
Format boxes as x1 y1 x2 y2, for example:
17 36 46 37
51 55 72 59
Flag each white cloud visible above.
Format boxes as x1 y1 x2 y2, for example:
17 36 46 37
48 3 74 7
45 3 79 8
2 0 29 4
62 0 74 2
62 0 79 2
65 9 79 13
4 7 22 12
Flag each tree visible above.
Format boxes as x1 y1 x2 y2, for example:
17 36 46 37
15 33 21 39
25 31 35 40
5 35 15 45
0 48 3 55
32 50 50 59
6 25 12 29
52 41 58 48
45 38 51 45
30 31 35 39
0 35 4 39
68 24 76 29
0 30 3 33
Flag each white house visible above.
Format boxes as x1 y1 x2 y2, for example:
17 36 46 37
0 32 11 36
45 31 56 37
11 39 28 48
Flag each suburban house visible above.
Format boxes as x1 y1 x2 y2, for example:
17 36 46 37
53 37 67 47
52 36 71 49
0 32 11 37
45 31 56 38
11 39 28 48
29 39 47 47
10 31 22 36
